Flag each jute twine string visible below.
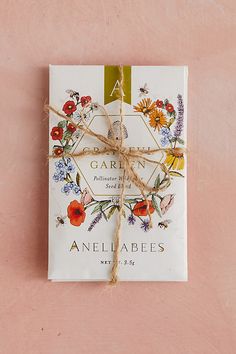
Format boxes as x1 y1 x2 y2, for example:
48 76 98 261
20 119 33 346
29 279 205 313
47 65 178 285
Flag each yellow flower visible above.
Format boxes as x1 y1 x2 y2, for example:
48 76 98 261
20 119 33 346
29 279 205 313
165 148 185 170
149 109 167 131
133 98 156 116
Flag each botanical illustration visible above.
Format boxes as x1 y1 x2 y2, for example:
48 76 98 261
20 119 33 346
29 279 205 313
51 88 185 232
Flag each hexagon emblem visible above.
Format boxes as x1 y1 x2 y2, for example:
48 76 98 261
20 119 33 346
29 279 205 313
71 114 164 197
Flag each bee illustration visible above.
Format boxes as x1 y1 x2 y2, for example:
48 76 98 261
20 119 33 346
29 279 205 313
138 83 149 97
107 121 128 140
158 219 172 229
66 89 80 101
55 215 67 227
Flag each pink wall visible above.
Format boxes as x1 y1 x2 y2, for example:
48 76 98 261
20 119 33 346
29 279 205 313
0 1 235 353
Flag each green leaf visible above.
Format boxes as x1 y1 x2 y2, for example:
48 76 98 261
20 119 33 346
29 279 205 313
152 195 162 217
107 206 118 219
63 145 72 153
76 172 80 186
102 210 108 222
154 174 161 189
167 118 175 128
58 120 67 128
169 171 184 178
124 198 138 204
91 200 111 214
62 130 72 142
177 137 185 145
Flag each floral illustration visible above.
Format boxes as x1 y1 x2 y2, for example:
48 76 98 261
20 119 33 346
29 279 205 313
51 88 185 232
133 98 156 116
133 200 155 217
67 200 86 226
149 109 167 131
165 148 185 170
160 194 175 214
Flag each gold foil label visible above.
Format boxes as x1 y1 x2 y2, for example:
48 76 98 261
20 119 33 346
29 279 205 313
104 65 131 105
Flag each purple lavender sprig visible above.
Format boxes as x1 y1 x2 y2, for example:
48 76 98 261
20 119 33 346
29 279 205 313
140 219 150 232
88 212 102 231
173 94 184 138
128 214 136 225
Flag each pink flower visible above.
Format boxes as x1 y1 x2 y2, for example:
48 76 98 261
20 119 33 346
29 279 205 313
160 194 175 214
80 188 93 206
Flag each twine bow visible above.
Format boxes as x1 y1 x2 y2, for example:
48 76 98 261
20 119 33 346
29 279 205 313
47 66 177 285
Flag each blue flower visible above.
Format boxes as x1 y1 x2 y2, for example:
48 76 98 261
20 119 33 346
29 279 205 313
61 183 71 195
53 169 66 182
53 173 60 182
66 163 75 173
140 219 150 232
73 185 81 195
55 157 76 175
55 159 65 171
58 170 66 181
160 127 170 137
160 136 169 147
60 181 80 196
128 214 136 225
160 127 172 147
68 182 76 189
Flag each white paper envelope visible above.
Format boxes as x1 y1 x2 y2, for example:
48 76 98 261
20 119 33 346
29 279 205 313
48 65 188 281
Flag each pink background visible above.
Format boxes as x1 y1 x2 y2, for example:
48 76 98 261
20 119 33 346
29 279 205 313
0 1 235 353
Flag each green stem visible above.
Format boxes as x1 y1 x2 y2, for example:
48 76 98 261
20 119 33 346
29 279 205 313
123 204 143 223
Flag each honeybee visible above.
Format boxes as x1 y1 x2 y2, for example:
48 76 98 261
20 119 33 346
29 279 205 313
55 215 67 227
138 83 149 97
66 89 80 100
158 219 172 229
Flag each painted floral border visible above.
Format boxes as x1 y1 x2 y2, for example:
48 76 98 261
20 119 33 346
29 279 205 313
51 88 185 232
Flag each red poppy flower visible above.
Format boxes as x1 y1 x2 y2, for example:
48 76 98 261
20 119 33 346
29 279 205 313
50 126 63 140
53 147 64 156
67 200 86 226
156 100 163 108
166 103 174 113
133 200 155 217
67 123 76 133
62 100 77 115
81 96 91 107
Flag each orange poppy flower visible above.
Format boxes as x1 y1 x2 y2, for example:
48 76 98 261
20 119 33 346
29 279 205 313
133 98 156 116
133 200 155 217
67 200 86 226
149 109 167 130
